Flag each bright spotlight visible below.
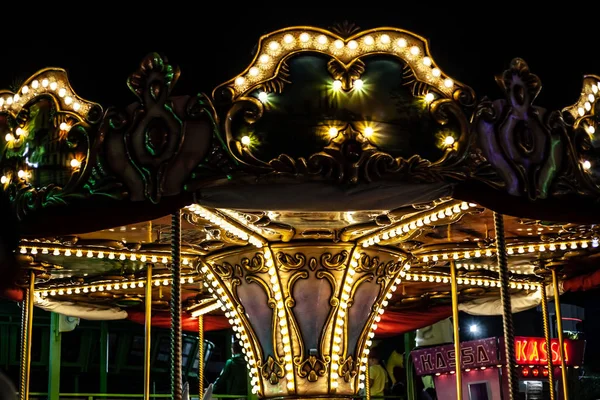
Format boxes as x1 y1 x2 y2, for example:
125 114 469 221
469 324 479 334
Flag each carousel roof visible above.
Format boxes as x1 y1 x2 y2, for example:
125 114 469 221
2 24 600 326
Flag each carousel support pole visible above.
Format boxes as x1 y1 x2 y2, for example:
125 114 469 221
19 271 34 400
404 331 417 400
144 263 153 400
540 282 555 400
198 314 204 397
100 321 108 392
48 313 62 400
493 212 518 400
449 260 463 399
171 209 183 400
551 269 569 400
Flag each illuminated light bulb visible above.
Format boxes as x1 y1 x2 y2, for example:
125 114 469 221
328 127 338 137
5 133 14 142
363 36 374 46
73 102 81 111
283 34 294 44
0 176 6 184
60 122 69 131
258 91 268 103
249 67 259 76
21 86 29 94
444 136 455 146
432 68 441 77
58 88 66 97
13 94 19 102
268 41 280 51
423 57 432 66
364 127 374 137
31 80 39 89
332 80 342 90
589 94 595 102
241 136 251 146
42 79 49 87
583 160 592 170
380 34 390 44
259 54 269 63
353 79 364 90
50 82 58 91
348 40 358 49
15 128 25 136
234 77 245 86
317 35 327 45
444 78 454 88
585 102 592 111
334 39 344 49
299 32 310 42
410 46 420 55
588 126 596 134
70 158 81 168
17 170 26 179
397 38 407 47
5 97 12 105
0 98 4 107
593 84 599 94
578 107 585 116
425 93 435 103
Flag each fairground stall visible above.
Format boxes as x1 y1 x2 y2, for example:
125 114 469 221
2 23 600 400
412 336 586 399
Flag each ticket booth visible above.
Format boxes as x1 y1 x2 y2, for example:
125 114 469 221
411 336 585 399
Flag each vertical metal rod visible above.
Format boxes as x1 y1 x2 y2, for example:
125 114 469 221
19 282 29 400
552 269 569 400
171 210 183 400
493 212 518 400
540 283 555 400
48 313 62 400
198 314 204 397
144 263 153 400
365 356 371 400
449 260 462 400
23 271 35 400
99 322 108 392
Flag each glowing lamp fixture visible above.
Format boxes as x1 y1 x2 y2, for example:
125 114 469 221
241 136 251 146
332 80 343 91
425 93 435 103
469 324 479 334
70 159 81 168
444 136 455 146
363 127 374 137
353 79 364 90
258 91 268 103
328 127 338 138
582 160 592 170
0 176 7 184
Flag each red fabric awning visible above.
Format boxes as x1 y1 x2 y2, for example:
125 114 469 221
374 306 452 337
127 310 231 332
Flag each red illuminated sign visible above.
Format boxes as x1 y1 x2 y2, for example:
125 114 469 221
514 337 583 366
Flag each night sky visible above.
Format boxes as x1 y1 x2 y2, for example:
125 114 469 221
2 5 600 365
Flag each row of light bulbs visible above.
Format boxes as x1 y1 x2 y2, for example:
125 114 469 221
18 244 193 265
401 271 540 291
200 262 263 395
572 80 599 118
186 204 265 248
0 72 91 117
455 262 533 275
35 276 196 298
229 29 458 99
361 201 476 247
419 238 599 262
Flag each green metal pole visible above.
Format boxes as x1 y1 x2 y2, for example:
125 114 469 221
100 321 108 393
404 331 417 400
48 313 62 400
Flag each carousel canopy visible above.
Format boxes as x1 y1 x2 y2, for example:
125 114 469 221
1 23 600 331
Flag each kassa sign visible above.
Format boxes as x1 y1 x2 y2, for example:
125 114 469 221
514 336 584 366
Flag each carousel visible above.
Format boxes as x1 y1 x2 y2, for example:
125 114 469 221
1 23 600 400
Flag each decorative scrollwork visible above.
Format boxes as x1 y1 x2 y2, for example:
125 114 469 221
100 53 220 203
261 355 285 385
240 252 267 273
298 353 327 382
327 58 365 91
474 58 565 200
339 356 357 382
276 252 306 271
211 261 236 279
320 250 349 270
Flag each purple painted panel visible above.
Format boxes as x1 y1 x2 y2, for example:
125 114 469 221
237 280 274 358
411 337 500 376
291 275 332 353
347 279 380 355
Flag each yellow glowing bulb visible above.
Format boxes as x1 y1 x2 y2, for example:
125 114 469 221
5 133 14 142
73 102 81 111
0 176 6 184
64 96 73 105
364 36 374 46
380 34 390 44
268 41 280 51
444 136 455 146
364 127 374 137
348 40 358 49
60 122 69 131
332 80 342 90
432 68 441 77
353 79 364 90
588 126 596 134
283 34 294 44
317 35 327 45
241 136 251 146
259 54 269 64
235 77 245 86
70 158 81 168
17 170 25 179
15 128 24 136
410 46 420 55
50 82 57 91
299 33 310 42
583 160 592 170
249 67 259 76
444 78 454 88
397 38 407 47
423 57 432 66
425 93 435 103
328 127 338 137
21 86 29 94
42 79 49 87
334 40 344 49
258 92 268 102
31 80 39 89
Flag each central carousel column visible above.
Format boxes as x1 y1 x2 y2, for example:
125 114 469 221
196 210 407 399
